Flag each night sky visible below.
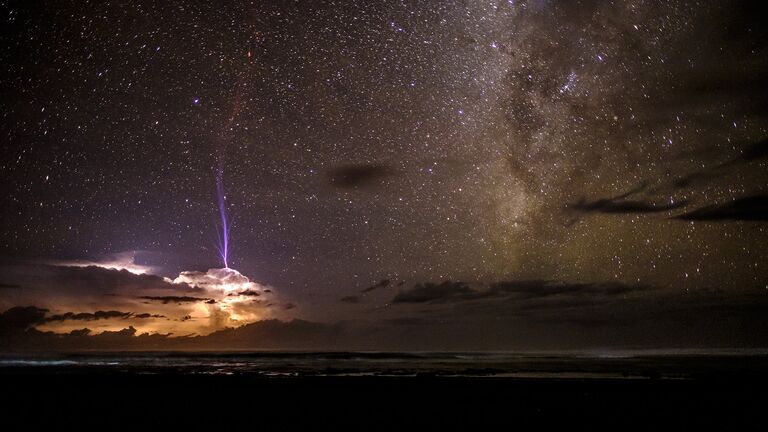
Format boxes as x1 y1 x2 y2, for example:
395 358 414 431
1 0 767 350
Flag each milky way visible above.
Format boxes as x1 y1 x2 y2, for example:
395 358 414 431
1 1 767 348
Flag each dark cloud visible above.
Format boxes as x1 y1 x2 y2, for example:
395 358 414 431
283 303 296 310
674 195 768 222
569 184 688 216
326 164 393 188
0 306 171 347
55 265 192 293
45 311 165 322
392 281 474 304
102 327 138 337
139 296 213 304
46 310 133 322
340 296 360 304
392 279 650 306
0 306 48 333
3 264 196 298
237 290 261 297
487 280 650 300
568 136 767 222
361 279 390 293
0 283 21 289
133 313 166 319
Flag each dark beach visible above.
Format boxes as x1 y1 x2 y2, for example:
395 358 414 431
2 352 767 429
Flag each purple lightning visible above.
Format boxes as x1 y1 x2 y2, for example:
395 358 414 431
215 169 231 268
212 30 260 268
213 84 243 269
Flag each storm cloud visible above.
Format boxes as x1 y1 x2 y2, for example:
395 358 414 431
139 296 213 304
361 279 390 293
392 281 475 304
675 195 768 222
45 310 165 322
568 183 688 216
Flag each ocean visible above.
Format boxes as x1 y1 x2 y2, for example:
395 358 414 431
2 350 767 378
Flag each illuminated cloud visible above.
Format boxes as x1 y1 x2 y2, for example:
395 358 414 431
51 251 159 275
172 267 266 293
0 258 291 337
170 267 281 330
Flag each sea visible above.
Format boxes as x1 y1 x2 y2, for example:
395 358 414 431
2 349 767 378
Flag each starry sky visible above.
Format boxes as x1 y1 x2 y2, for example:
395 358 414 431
1 0 767 350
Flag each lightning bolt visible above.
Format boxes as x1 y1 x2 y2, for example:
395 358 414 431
213 30 261 268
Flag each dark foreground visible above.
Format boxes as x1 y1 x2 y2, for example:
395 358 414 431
3 376 768 429
2 353 767 429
